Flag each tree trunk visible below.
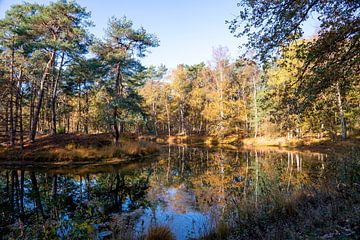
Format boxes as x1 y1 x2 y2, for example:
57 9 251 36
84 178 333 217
152 102 158 136
29 78 37 135
165 102 171 137
51 51 65 135
5 102 9 138
19 89 24 149
77 83 82 132
16 70 23 149
9 42 15 146
180 106 185 135
84 90 89 134
336 81 346 140
253 72 258 138
30 51 55 142
113 63 122 143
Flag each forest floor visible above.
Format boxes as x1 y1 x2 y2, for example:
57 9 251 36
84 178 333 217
0 133 160 163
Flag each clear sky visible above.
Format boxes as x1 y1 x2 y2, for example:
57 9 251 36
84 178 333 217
0 0 319 70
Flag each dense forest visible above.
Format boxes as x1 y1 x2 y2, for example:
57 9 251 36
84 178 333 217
0 0 358 149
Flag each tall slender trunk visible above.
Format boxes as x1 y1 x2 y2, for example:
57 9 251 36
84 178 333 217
67 114 70 133
77 83 82 132
165 102 171 136
9 42 15 146
29 78 37 134
30 51 55 142
113 63 122 143
253 72 258 138
84 90 89 134
180 107 184 134
152 102 158 136
5 102 9 138
336 81 346 140
19 87 24 149
219 69 225 134
51 51 65 135
16 70 23 148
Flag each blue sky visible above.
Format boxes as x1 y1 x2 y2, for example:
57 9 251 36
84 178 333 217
0 0 319 70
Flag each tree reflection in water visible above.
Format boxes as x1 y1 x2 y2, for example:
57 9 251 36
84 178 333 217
0 145 324 239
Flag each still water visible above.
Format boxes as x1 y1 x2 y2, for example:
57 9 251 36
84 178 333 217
0 145 325 239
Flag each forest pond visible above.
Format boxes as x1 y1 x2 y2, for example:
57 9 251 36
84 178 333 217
0 145 327 239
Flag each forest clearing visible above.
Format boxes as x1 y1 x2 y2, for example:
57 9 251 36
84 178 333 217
0 0 359 239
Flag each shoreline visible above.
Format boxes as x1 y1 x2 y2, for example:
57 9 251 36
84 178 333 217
153 135 360 154
0 133 160 162
1 134 359 164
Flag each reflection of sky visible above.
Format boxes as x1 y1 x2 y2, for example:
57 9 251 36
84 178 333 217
135 187 212 240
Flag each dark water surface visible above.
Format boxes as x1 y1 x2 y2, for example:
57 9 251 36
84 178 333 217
0 145 326 239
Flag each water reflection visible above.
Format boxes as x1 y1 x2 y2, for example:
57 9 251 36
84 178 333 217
0 145 325 239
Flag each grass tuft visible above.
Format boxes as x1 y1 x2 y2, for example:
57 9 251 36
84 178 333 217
142 226 175 240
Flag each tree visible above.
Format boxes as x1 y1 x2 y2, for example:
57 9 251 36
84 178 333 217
139 65 167 136
229 0 360 140
93 16 159 143
170 65 191 135
65 58 101 134
0 3 38 146
29 1 91 140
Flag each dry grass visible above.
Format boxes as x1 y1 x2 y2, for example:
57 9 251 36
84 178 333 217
220 153 360 239
0 134 160 161
47 141 159 161
141 226 175 240
241 137 289 147
200 222 230 240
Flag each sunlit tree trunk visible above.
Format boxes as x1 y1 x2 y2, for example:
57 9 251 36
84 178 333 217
51 51 65 135
77 83 82 132
29 78 36 135
336 81 346 140
152 102 158 136
84 90 89 134
18 74 24 149
165 102 171 136
180 107 185 134
253 72 258 138
30 51 55 142
9 41 15 146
